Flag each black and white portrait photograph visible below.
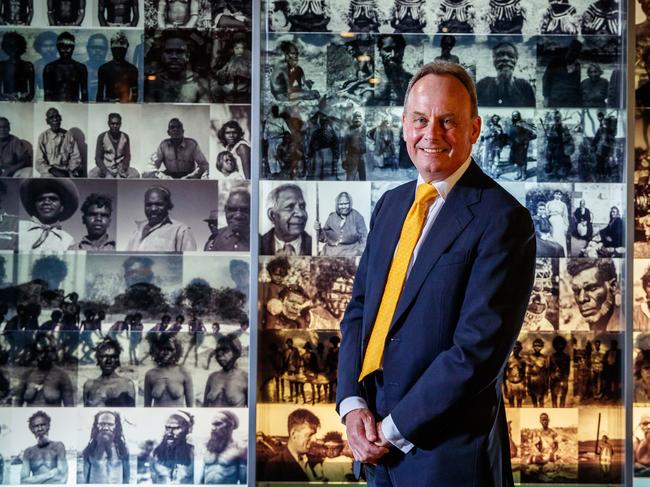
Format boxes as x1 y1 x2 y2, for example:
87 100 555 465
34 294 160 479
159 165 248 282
96 0 143 27
42 31 90 102
474 36 536 108
87 104 142 179
364 106 416 180
536 109 581 182
116 180 217 252
76 409 137 484
577 407 623 483
0 31 35 102
265 34 326 103
210 104 250 180
193 408 248 484
521 258 559 332
0 0 34 25
526 183 573 258
259 181 316 256
474 108 537 181
635 262 650 331
1 408 75 484
32 103 88 178
84 253 182 318
572 331 622 405
558 258 622 331
257 404 353 483
313 181 370 257
0 104 33 177
0 249 15 289
570 183 624 257
258 329 340 405
520 408 578 482
325 34 376 106
144 0 203 28
45 0 90 26
424 34 477 77
144 29 212 103
203 181 250 252
0 178 20 251
136 104 210 179
93 30 140 103
209 30 251 104
259 255 356 330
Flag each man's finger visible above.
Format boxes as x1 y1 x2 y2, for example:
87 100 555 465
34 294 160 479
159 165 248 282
362 413 378 442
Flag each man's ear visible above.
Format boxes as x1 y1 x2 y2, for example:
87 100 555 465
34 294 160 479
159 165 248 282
267 207 275 222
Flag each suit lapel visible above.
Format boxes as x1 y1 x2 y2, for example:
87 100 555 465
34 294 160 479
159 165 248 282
390 162 483 330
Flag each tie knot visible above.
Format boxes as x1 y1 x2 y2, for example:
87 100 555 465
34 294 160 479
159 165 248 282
415 183 438 206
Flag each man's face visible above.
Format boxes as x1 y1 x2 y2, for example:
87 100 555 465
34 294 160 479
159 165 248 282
29 416 50 441
588 66 600 81
554 112 562 124
57 39 75 59
35 192 64 224
511 111 520 123
164 418 186 445
41 38 57 59
162 38 189 74
97 413 117 442
540 414 549 429
223 127 239 145
570 267 614 325
208 220 219 235
402 74 481 182
283 292 306 318
493 44 517 76
379 37 403 69
97 345 120 375
533 341 543 354
211 416 233 439
87 37 108 63
111 45 128 62
268 188 307 241
336 194 351 216
536 203 547 218
168 120 184 140
144 190 170 226
225 192 250 234
108 116 121 135
233 42 245 57
83 204 111 239
0 119 10 140
289 423 317 455
46 111 62 131
352 113 363 127
284 45 299 68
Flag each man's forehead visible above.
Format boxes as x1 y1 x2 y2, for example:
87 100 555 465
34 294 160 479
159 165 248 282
572 266 599 283
277 188 303 201
98 413 116 423
406 74 472 111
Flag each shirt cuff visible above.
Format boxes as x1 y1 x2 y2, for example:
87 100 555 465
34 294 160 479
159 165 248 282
381 414 414 454
338 396 368 423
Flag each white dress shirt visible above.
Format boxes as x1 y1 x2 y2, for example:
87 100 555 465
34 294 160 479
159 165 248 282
339 157 472 453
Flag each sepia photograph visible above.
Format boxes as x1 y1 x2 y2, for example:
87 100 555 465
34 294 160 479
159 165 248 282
521 258 559 332
577 407 623 483
571 331 622 406
635 406 650 477
635 262 650 332
635 333 650 402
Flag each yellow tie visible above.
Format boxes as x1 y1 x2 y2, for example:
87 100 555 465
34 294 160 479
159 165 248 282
359 183 438 382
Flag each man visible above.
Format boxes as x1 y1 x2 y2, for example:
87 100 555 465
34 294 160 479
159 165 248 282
84 33 108 101
96 33 138 102
33 31 58 94
528 412 558 466
320 431 354 481
566 258 620 331
90 113 139 178
476 41 535 107
315 191 367 257
203 334 247 406
543 110 574 178
0 116 32 176
151 411 194 484
126 185 197 252
261 183 312 255
21 411 68 484
81 411 130 484
542 38 582 108
342 111 367 180
0 181 18 249
43 31 88 102
307 115 339 179
503 341 526 407
508 110 536 180
0 31 34 101
82 336 135 406
204 188 250 251
262 408 320 481
270 40 320 102
35 107 82 177
18 178 79 251
265 285 310 329
47 0 85 25
372 34 412 106
0 0 33 24
200 411 247 484
145 32 209 103
337 62 535 486
157 0 199 27
99 0 139 26
73 193 116 251
144 118 209 179
309 260 355 329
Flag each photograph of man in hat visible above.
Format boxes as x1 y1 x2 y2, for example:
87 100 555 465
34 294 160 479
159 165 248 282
18 178 79 251
203 188 250 251
35 107 83 178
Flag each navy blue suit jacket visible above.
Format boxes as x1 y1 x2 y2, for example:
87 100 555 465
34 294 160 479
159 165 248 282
336 161 536 486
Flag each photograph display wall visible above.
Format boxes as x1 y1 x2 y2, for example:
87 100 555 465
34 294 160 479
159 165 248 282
256 0 626 484
0 0 253 485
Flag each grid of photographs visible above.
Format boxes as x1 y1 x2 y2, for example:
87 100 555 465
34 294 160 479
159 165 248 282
256 0 627 484
0 0 253 485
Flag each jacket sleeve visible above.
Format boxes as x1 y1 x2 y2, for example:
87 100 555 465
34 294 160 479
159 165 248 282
390 205 536 444
336 191 387 412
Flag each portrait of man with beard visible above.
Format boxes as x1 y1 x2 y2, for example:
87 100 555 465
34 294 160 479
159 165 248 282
200 411 247 484
21 410 68 484
151 411 194 484
80 411 130 484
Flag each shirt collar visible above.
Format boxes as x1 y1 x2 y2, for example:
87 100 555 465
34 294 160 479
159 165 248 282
80 232 115 247
415 156 471 201
274 232 302 253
